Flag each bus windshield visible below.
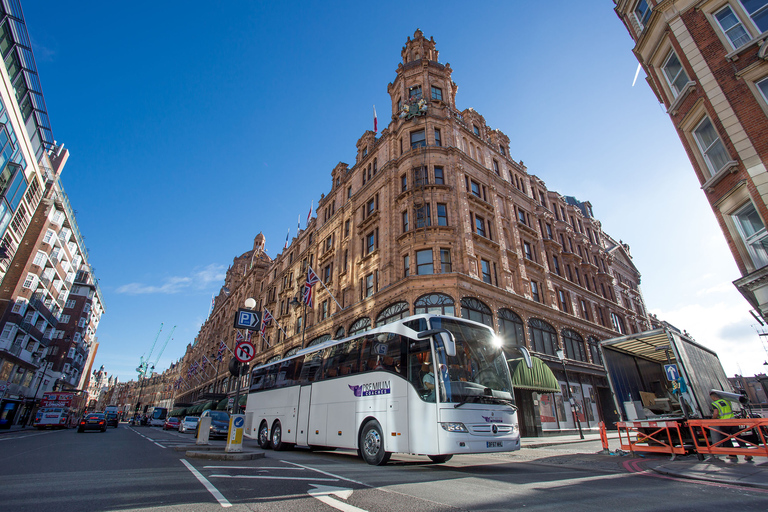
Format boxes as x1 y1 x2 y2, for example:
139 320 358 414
430 317 514 405
152 408 168 420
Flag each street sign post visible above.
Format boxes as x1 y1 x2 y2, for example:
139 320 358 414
664 364 679 382
235 341 255 363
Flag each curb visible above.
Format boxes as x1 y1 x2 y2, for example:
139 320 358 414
186 450 265 461
651 464 768 490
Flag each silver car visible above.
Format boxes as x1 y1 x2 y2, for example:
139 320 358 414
179 416 199 433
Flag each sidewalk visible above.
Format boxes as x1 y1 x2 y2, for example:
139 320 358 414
522 431 768 490
0 424 32 434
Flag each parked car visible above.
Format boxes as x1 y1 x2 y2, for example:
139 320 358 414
78 413 107 433
163 417 181 430
105 412 119 428
195 410 230 439
179 416 199 433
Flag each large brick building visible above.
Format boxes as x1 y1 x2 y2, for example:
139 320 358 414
614 1 768 320
170 31 651 436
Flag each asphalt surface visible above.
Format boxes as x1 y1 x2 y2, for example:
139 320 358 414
0 424 766 511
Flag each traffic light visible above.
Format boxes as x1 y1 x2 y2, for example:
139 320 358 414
228 357 242 377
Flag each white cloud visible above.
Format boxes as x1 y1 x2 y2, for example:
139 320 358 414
116 264 226 295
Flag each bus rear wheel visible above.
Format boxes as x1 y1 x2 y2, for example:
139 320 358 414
360 420 390 466
428 455 453 463
258 421 271 450
271 420 291 451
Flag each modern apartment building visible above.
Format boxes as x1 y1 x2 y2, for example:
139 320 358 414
169 31 652 436
0 1 101 428
614 1 768 321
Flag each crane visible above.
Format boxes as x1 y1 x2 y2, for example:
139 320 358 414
150 325 176 371
137 323 163 379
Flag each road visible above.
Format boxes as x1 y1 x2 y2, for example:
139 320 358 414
0 424 766 511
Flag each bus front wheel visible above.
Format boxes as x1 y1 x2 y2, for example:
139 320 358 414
428 454 453 463
258 421 271 450
360 420 390 466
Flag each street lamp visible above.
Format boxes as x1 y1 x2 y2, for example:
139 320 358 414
26 349 51 427
290 295 306 346
556 348 584 440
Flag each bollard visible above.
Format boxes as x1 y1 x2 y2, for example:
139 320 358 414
225 414 245 453
196 416 211 445
599 421 609 453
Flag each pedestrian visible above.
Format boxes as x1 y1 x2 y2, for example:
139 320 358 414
709 391 752 462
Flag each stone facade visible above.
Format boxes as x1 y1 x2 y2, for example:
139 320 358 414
615 0 768 319
172 31 651 435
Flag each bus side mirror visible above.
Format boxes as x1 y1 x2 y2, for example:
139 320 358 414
438 332 456 357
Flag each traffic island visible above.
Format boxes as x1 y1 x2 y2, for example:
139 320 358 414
185 449 264 461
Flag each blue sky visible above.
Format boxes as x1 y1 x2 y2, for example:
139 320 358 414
20 1 765 381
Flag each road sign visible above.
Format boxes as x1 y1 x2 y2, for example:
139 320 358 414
233 309 261 330
235 341 255 363
664 364 679 381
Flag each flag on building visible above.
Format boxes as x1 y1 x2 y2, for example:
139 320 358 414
373 105 377 133
306 265 320 287
260 308 273 337
284 229 290 250
298 214 301 232
216 340 226 361
302 282 313 307
209 294 215 317
307 200 313 225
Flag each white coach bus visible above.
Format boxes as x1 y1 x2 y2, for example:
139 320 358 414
245 314 531 465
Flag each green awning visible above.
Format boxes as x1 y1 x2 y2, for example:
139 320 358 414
202 401 215 411
216 399 228 410
508 356 560 393
239 395 247 406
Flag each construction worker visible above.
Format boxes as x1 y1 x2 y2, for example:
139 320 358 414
709 391 752 462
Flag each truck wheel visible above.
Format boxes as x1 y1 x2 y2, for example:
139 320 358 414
258 421 271 449
360 420 390 466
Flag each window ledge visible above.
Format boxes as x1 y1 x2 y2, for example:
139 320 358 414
725 31 768 62
468 192 494 212
666 81 696 116
358 210 379 232
701 160 739 192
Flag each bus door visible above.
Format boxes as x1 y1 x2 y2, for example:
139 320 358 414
406 335 440 454
296 385 312 446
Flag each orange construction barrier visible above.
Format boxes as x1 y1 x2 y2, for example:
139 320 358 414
687 418 768 459
598 421 609 452
616 420 689 458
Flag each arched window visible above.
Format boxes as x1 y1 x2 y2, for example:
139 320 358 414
335 326 345 339
307 334 332 347
376 302 409 326
349 317 371 336
460 297 493 327
588 336 603 365
414 293 455 315
284 347 300 358
562 328 587 362
266 355 281 364
528 318 557 356
498 308 525 346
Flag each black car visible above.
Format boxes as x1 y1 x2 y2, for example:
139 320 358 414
195 410 230 439
105 412 119 428
78 413 107 433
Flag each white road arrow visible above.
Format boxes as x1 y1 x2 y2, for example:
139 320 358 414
307 484 366 512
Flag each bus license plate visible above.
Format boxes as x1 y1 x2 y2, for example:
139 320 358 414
487 441 503 448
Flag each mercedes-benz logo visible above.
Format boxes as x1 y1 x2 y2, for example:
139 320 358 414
492 424 498 434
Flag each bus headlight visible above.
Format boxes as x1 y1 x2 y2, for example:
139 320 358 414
440 422 468 433
512 423 519 433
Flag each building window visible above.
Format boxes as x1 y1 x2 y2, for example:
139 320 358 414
414 293 454 315
470 180 482 198
546 223 553 239
493 159 500 175
693 116 730 177
321 300 329 320
523 241 533 260
733 201 768 268
434 166 444 184
431 86 442 101
498 309 525 346
366 232 375 255
530 281 541 303
562 329 587 362
347 186 352 199
580 299 590 320
588 336 603 365
481 259 492 284
367 198 375 216
460 297 493 327
323 263 332 283
22 273 37 289
757 76 768 103
416 204 431 228
402 210 409 232
415 166 428 186
528 318 557 356
403 254 410 277
345 219 350 237
611 312 627 334
517 209 527 225
411 129 426 149
408 85 422 100
500 145 506 156
558 290 569 313
475 216 486 237
416 249 433 275
634 0 651 28
440 249 452 273
714 4 753 49
552 255 561 275
32 251 46 267
365 274 375 298
401 174 407 192
437 203 447 226
376 301 410 326
473 125 480 136
662 51 689 97
434 128 441 147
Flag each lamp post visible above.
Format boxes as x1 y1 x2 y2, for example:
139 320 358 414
26 349 51 427
290 295 306 346
556 348 583 439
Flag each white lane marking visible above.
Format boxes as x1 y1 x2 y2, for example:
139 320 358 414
181 459 232 508
153 441 166 448
210 474 338 481
0 430 59 441
126 426 166 448
203 466 305 470
283 460 369 487
308 484 367 512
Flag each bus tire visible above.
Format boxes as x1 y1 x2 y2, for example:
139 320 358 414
271 420 291 451
258 421 271 450
360 420 390 466
428 455 453 463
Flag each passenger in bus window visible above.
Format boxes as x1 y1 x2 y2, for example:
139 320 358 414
422 362 435 402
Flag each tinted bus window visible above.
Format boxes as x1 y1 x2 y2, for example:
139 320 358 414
299 351 324 383
324 338 364 378
360 333 404 373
